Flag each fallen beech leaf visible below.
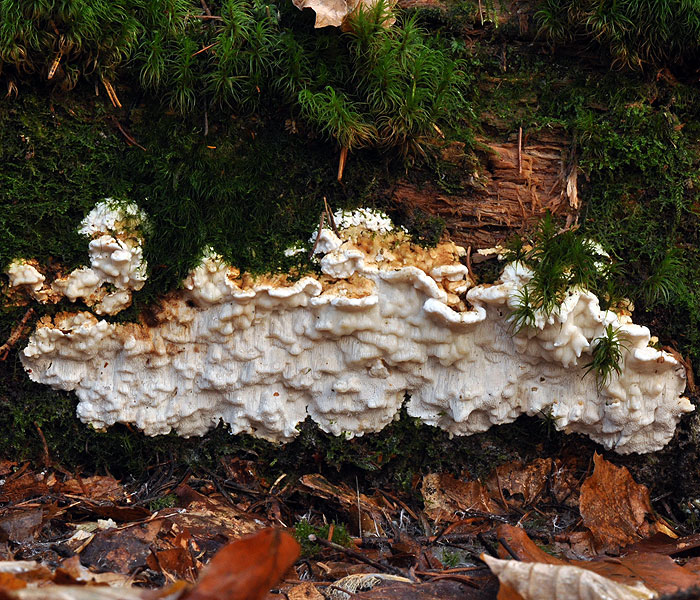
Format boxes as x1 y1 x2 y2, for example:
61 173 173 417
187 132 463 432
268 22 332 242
483 555 656 600
184 528 300 600
422 474 502 522
298 474 385 535
287 582 325 600
580 454 661 553
485 459 552 507
495 525 561 565
56 476 125 502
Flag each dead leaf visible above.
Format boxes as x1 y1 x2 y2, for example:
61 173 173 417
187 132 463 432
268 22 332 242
53 555 134 587
291 0 394 28
483 554 655 600
184 528 300 600
485 459 552 507
79 518 164 574
56 476 125 502
496 525 700 596
0 573 26 591
579 454 661 553
0 509 43 543
287 582 324 600
298 475 385 535
422 474 502 523
0 472 49 503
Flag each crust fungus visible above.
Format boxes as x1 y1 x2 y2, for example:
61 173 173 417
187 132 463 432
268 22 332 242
12 206 692 453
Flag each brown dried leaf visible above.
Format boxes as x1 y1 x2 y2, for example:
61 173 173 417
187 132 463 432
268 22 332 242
579 454 661 554
287 582 325 600
422 474 502 523
56 476 125 502
485 459 552 507
298 475 385 535
79 518 165 574
53 555 134 587
185 528 300 600
0 472 49 503
0 509 43 544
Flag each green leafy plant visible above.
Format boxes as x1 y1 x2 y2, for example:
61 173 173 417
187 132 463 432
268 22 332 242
583 324 629 390
507 214 610 333
639 249 686 308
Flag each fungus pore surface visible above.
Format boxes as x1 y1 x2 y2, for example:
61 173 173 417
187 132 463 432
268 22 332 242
12 207 692 454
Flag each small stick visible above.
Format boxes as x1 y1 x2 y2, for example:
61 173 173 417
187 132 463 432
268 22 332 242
307 535 407 577
191 42 218 57
497 537 521 561
308 212 326 260
190 14 223 19
517 126 523 175
48 52 62 79
109 116 147 151
102 78 122 108
0 308 35 360
323 198 339 234
200 0 212 15
337 146 348 182
466 246 475 282
478 0 484 25
34 421 50 467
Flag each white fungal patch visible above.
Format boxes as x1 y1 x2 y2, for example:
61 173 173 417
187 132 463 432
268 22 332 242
5 200 147 314
19 216 691 453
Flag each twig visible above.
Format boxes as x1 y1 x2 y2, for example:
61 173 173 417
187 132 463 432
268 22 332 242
0 308 35 360
192 42 218 57
190 14 223 19
102 78 122 108
517 126 523 175
109 116 147 151
48 52 62 80
337 146 348 182
324 198 339 234
34 421 50 467
477 0 484 25
497 537 521 561
308 535 408 577
466 246 475 282
308 212 326 260
421 574 477 588
200 0 212 15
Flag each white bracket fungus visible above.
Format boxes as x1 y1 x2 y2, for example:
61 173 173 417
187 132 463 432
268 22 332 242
16 208 692 453
5 200 147 315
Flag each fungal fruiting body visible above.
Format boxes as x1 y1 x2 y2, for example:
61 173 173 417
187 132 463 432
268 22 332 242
12 206 692 453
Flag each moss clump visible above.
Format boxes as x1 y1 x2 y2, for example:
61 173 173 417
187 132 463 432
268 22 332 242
294 520 352 556
534 0 700 71
0 0 473 157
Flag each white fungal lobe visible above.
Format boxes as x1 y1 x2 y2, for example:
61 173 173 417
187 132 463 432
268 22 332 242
5 200 147 315
16 208 691 453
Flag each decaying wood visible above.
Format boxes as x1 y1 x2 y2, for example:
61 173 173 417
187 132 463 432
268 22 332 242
391 127 580 249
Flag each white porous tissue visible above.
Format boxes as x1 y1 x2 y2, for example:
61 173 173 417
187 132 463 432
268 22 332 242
5 199 147 315
18 210 692 453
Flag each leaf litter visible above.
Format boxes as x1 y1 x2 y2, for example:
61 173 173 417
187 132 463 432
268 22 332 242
0 454 699 599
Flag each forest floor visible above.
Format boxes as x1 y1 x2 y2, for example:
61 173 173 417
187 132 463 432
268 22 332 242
1 447 700 598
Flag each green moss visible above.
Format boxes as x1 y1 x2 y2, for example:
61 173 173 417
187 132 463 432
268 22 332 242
294 520 352 556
